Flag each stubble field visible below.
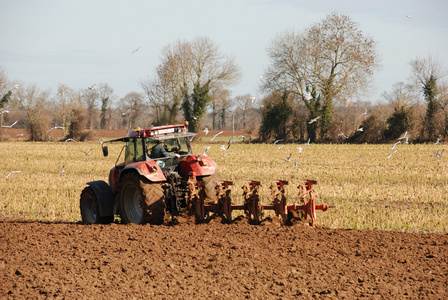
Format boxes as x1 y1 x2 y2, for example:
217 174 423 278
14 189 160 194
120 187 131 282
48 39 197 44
1 129 447 298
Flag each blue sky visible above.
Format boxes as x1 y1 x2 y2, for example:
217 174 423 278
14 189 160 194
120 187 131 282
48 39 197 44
1 0 447 104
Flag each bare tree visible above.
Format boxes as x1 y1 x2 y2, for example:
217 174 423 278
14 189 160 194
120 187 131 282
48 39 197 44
156 36 241 132
120 92 145 129
82 88 99 130
262 13 380 141
234 94 254 130
52 84 82 136
11 84 50 141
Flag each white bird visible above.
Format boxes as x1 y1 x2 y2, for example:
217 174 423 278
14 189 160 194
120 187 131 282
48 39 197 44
211 131 223 141
192 116 197 120
88 84 96 90
250 96 255 103
360 108 367 116
285 153 292 162
226 138 233 150
0 110 9 115
1 120 17 128
308 116 320 124
435 149 444 158
82 149 93 156
13 84 19 89
391 141 401 149
297 147 303 153
220 145 226 151
203 127 209 135
292 160 298 168
59 165 65 175
434 137 440 145
305 138 310 145
277 145 284 150
387 150 397 159
304 91 311 101
221 152 237 157
404 136 409 144
5 170 21 179
238 135 246 143
337 129 348 139
132 46 141 54
203 146 211 155
356 127 364 132
46 126 65 133
406 15 413 19
63 138 77 145
273 139 283 145
398 131 407 140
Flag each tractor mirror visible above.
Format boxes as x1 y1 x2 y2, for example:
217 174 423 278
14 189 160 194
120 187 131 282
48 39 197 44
102 146 109 157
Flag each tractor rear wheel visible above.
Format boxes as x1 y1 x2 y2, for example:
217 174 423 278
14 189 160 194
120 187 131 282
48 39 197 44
118 172 165 225
80 186 114 224
199 172 222 202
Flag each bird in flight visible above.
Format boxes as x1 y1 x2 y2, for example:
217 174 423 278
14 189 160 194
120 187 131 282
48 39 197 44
46 126 65 133
203 146 211 155
305 138 310 145
5 170 21 179
63 138 77 145
360 108 367 116
356 127 364 132
59 165 65 175
285 153 292 162
82 149 93 156
88 84 96 90
337 129 348 139
132 47 141 54
387 150 397 159
292 160 298 168
398 131 407 140
297 147 303 153
273 139 284 145
435 149 444 158
2 120 17 128
203 127 209 135
434 137 440 145
406 15 413 19
391 140 401 149
221 152 237 157
211 131 223 141
308 116 320 124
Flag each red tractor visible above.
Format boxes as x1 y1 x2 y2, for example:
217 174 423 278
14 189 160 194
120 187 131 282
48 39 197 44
80 123 220 225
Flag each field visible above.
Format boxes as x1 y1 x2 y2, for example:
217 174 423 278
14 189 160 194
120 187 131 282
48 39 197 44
1 129 448 298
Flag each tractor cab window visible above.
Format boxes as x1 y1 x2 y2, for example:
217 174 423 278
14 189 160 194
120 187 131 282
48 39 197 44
125 138 145 165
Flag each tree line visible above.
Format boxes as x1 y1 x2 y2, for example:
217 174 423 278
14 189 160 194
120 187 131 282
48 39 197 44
1 13 447 143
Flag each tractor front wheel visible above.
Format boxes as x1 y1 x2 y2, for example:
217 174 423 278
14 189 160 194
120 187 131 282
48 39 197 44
80 186 114 224
118 172 165 225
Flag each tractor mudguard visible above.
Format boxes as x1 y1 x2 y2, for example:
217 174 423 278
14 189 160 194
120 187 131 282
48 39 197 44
123 161 167 182
179 154 216 178
86 180 115 217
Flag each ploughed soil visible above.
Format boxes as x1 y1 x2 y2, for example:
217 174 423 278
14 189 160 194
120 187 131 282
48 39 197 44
1 217 447 299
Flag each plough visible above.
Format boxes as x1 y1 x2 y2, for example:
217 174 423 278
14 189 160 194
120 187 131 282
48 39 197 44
187 178 331 226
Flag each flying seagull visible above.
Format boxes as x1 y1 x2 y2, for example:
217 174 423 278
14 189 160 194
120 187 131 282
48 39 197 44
221 152 237 157
305 138 310 145
59 165 65 175
387 150 398 159
203 127 209 135
2 120 17 128
297 147 303 153
360 108 367 116
308 116 320 124
435 149 444 158
211 131 223 141
391 140 401 149
63 138 77 145
273 139 284 145
88 84 96 90
356 127 364 132
337 129 348 139
285 153 292 162
46 126 65 133
434 137 440 145
132 47 141 54
292 160 298 168
5 170 21 179
203 146 211 155
238 135 246 143
398 131 407 140
82 149 93 156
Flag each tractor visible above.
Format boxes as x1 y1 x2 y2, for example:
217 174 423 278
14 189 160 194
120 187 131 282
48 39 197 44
80 123 220 225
